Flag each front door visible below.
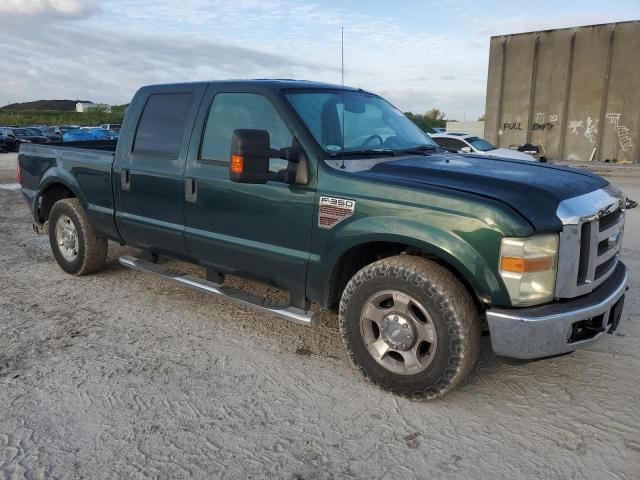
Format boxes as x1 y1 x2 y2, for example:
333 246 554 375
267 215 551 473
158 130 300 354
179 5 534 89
183 87 316 294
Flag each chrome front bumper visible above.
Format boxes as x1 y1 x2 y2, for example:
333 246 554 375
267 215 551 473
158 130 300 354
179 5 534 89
486 262 628 359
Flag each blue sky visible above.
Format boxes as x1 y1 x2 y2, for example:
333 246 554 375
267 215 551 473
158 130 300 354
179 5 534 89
1 0 639 120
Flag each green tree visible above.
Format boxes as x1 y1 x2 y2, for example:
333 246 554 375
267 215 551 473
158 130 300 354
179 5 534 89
404 111 446 134
425 108 446 121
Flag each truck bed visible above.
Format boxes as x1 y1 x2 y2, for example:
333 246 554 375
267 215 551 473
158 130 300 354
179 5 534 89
47 139 118 152
18 140 118 238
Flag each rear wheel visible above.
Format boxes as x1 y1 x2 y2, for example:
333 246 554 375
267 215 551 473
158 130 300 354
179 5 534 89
339 255 481 398
49 198 107 275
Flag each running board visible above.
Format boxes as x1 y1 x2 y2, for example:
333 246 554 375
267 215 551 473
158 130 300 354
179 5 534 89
118 255 315 325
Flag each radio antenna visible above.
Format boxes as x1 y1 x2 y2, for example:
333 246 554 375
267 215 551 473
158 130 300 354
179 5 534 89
340 26 346 169
341 26 345 87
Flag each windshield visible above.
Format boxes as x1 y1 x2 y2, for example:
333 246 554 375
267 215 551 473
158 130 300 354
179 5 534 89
467 136 497 152
14 129 30 136
286 91 438 155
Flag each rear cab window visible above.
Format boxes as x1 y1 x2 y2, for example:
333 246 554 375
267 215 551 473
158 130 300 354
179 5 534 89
133 93 194 159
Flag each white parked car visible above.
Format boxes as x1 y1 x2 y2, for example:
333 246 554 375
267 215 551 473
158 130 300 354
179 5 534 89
430 132 537 161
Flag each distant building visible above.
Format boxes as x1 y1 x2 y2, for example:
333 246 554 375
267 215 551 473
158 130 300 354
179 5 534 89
484 20 640 163
446 121 485 137
76 102 111 113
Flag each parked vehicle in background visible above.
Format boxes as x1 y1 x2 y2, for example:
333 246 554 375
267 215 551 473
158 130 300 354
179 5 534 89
431 132 537 161
44 126 79 142
14 128 50 145
429 127 446 134
63 128 119 142
99 123 121 132
24 126 46 136
0 127 49 151
18 80 628 398
0 128 10 153
0 128 19 152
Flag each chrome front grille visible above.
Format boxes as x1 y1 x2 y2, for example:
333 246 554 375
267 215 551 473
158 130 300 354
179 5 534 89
555 185 626 299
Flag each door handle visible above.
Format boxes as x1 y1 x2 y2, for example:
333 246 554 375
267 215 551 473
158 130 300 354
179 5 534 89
121 168 130 191
185 177 197 203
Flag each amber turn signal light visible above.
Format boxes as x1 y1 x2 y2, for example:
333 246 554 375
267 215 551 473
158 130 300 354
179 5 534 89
231 154 244 174
500 256 553 273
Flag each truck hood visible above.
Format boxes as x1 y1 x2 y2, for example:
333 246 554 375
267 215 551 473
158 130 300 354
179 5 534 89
353 153 608 231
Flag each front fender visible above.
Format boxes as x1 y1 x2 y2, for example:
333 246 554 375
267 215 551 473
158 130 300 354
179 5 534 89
308 215 523 308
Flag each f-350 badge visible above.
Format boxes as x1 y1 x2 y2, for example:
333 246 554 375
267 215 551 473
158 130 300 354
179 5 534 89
318 196 356 229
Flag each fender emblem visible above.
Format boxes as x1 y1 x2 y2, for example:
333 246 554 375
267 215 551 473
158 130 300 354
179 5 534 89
318 196 355 229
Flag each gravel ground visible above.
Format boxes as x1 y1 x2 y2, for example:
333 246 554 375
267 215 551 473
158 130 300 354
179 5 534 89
1 152 638 479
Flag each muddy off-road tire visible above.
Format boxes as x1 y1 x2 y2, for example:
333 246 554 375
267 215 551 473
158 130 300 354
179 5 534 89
339 255 481 398
48 198 107 275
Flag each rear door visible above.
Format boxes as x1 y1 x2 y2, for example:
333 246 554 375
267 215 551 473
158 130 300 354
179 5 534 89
182 85 316 294
114 85 205 255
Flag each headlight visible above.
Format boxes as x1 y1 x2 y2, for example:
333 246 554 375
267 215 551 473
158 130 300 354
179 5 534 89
499 234 559 306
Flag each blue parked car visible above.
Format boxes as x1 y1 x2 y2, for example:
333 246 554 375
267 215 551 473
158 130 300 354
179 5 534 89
63 128 119 142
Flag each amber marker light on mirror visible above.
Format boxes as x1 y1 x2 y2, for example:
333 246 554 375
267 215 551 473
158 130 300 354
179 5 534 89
231 154 244 174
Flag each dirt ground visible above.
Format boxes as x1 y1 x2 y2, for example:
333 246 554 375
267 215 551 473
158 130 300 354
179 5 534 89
1 152 638 479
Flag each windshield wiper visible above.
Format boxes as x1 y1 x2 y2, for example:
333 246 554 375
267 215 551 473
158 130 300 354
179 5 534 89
329 148 397 158
395 144 440 156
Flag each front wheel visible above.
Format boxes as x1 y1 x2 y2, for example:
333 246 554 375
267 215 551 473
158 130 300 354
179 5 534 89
339 255 481 398
48 198 108 275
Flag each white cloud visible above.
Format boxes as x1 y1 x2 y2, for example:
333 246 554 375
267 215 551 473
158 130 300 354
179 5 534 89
0 0 99 17
0 23 332 106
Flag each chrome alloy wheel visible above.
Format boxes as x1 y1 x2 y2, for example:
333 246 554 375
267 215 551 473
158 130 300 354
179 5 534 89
55 214 79 262
360 290 437 375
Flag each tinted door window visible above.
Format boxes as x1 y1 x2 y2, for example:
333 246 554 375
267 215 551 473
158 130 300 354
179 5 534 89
133 93 193 158
200 93 292 171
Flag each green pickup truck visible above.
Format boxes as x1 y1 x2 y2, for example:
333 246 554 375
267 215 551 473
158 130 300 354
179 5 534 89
18 80 628 397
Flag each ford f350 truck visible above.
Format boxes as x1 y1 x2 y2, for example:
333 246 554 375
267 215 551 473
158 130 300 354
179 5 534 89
17 80 628 397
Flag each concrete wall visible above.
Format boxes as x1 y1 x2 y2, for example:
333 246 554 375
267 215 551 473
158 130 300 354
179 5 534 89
485 21 640 163
446 121 485 137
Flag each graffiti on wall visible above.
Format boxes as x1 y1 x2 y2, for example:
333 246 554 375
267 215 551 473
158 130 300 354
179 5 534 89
568 120 583 134
569 116 598 144
500 113 560 134
584 117 598 144
568 113 635 152
533 122 554 131
606 113 635 152
533 113 555 131
502 122 523 131
497 112 635 152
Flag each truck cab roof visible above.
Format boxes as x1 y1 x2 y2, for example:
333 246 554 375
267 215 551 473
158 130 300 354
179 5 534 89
138 79 367 93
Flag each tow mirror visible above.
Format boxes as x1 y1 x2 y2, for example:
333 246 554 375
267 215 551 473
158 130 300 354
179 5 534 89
229 129 300 184
460 146 472 153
